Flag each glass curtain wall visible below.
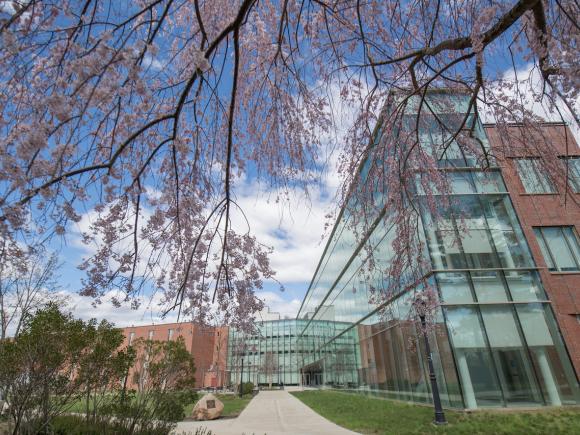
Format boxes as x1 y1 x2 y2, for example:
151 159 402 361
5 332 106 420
421 149 579 408
297 92 580 409
227 319 355 387
227 319 306 387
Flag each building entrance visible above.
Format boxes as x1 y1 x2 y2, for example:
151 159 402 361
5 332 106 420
302 361 324 386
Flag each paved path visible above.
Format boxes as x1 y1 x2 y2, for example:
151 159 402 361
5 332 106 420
172 390 359 435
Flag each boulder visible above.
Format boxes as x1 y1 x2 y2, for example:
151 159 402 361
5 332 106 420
191 393 224 421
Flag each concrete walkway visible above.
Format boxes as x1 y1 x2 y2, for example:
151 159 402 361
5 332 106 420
172 390 359 435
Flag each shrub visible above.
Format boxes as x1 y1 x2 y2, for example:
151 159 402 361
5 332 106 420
50 414 194 435
99 389 197 434
241 382 254 396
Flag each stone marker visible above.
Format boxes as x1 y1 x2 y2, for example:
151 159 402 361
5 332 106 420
191 393 224 421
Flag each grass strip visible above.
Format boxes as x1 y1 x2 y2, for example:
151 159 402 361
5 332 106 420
291 390 580 434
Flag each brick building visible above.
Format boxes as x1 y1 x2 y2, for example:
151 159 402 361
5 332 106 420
121 322 228 389
485 122 580 376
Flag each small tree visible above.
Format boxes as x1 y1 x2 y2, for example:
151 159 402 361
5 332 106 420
0 303 88 434
109 337 197 434
76 320 135 425
261 352 278 389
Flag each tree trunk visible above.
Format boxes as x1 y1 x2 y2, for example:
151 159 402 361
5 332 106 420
11 411 20 435
85 386 91 422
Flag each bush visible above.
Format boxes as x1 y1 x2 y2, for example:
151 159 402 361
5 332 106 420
50 415 183 435
98 389 197 434
241 382 254 396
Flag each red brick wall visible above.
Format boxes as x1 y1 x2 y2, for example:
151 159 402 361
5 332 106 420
485 123 580 376
121 322 228 389
203 326 229 388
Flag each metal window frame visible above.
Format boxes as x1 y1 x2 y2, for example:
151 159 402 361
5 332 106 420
534 226 580 272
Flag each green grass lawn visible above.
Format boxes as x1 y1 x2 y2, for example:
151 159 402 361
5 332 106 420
291 390 580 434
183 394 254 419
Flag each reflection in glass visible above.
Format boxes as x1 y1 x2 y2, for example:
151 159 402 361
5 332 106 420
515 159 556 194
445 307 503 408
423 195 534 272
296 101 579 410
565 157 580 193
480 306 542 405
516 304 580 405
533 226 580 272
505 271 545 302
471 271 508 302
484 195 534 268
437 272 473 303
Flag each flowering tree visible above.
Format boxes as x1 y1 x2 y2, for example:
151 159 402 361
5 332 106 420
0 1 577 327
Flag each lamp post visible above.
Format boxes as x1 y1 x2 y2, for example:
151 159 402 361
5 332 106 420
415 296 447 425
239 357 244 398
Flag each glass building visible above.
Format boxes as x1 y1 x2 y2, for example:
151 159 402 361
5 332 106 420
296 92 580 409
227 317 360 388
227 319 307 386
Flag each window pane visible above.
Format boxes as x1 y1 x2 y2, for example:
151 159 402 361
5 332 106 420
431 309 464 408
474 171 507 194
471 271 508 302
562 227 580 265
450 171 476 194
566 158 580 193
515 159 555 194
445 307 503 407
516 304 580 405
505 271 545 302
458 197 500 269
440 140 467 167
424 212 467 268
437 272 473 303
533 228 556 271
480 306 543 405
480 306 522 348
484 195 534 268
542 227 579 271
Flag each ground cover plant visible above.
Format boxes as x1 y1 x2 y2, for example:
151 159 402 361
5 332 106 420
292 390 580 434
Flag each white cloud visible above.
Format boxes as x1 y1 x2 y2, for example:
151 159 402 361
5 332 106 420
143 54 164 71
1 288 179 337
232 182 332 283
63 183 334 321
0 1 17 15
481 63 580 141
254 291 302 319
64 289 179 327
227 80 362 286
